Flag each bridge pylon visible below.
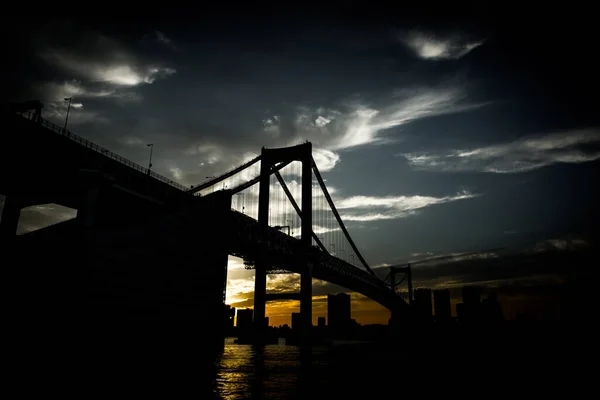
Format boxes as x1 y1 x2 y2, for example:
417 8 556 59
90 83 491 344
254 142 313 339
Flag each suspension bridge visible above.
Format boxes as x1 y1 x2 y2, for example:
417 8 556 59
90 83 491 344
1 103 408 337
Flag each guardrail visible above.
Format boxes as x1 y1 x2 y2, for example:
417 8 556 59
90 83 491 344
15 111 190 192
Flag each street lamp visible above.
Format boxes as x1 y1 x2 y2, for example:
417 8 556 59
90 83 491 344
147 143 154 175
63 97 72 134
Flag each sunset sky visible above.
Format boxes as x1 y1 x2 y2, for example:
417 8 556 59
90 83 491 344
3 7 599 325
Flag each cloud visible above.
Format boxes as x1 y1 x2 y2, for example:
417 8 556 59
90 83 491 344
22 25 176 129
39 32 176 87
31 25 175 111
336 189 479 222
401 127 600 173
261 85 488 154
312 148 340 172
39 80 143 104
371 234 597 297
400 30 485 60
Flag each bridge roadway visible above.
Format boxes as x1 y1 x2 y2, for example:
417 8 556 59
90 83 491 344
228 209 406 312
1 111 191 228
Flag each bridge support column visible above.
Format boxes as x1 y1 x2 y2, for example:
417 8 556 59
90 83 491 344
300 145 313 338
0 195 22 242
254 263 267 331
254 142 313 341
254 151 270 333
300 262 313 337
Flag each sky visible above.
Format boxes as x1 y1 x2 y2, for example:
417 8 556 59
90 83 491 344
3 8 599 325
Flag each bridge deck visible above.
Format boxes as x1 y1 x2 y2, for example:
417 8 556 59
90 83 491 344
1 111 191 210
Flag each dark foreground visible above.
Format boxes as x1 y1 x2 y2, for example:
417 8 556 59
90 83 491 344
13 324 592 398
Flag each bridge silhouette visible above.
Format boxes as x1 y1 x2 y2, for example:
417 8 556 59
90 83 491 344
1 106 407 340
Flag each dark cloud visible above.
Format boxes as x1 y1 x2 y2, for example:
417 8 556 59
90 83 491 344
374 235 598 291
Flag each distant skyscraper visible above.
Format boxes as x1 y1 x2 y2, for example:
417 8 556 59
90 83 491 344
433 289 452 322
327 293 351 331
291 312 301 331
481 292 504 323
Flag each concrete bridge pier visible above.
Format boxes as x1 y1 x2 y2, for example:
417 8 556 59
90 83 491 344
300 260 313 338
253 258 268 332
76 169 116 228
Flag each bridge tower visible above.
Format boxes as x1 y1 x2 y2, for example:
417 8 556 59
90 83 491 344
255 142 313 338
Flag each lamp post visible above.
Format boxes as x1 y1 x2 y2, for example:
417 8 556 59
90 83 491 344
63 97 72 135
147 143 153 175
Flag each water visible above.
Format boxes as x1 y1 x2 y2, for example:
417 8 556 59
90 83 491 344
200 334 568 399
201 337 456 399
46 330 573 397
214 338 355 399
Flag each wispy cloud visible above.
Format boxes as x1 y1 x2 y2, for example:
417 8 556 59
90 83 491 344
401 128 600 173
400 30 485 60
39 35 176 87
257 85 488 175
312 148 340 171
32 26 175 113
337 189 479 222
40 80 143 103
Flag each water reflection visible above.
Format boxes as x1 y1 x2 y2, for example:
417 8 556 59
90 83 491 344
215 338 330 400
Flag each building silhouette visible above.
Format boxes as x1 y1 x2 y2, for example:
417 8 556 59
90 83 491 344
433 289 452 322
224 305 235 334
236 308 253 333
317 316 325 328
481 292 504 323
327 293 351 333
413 288 433 322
